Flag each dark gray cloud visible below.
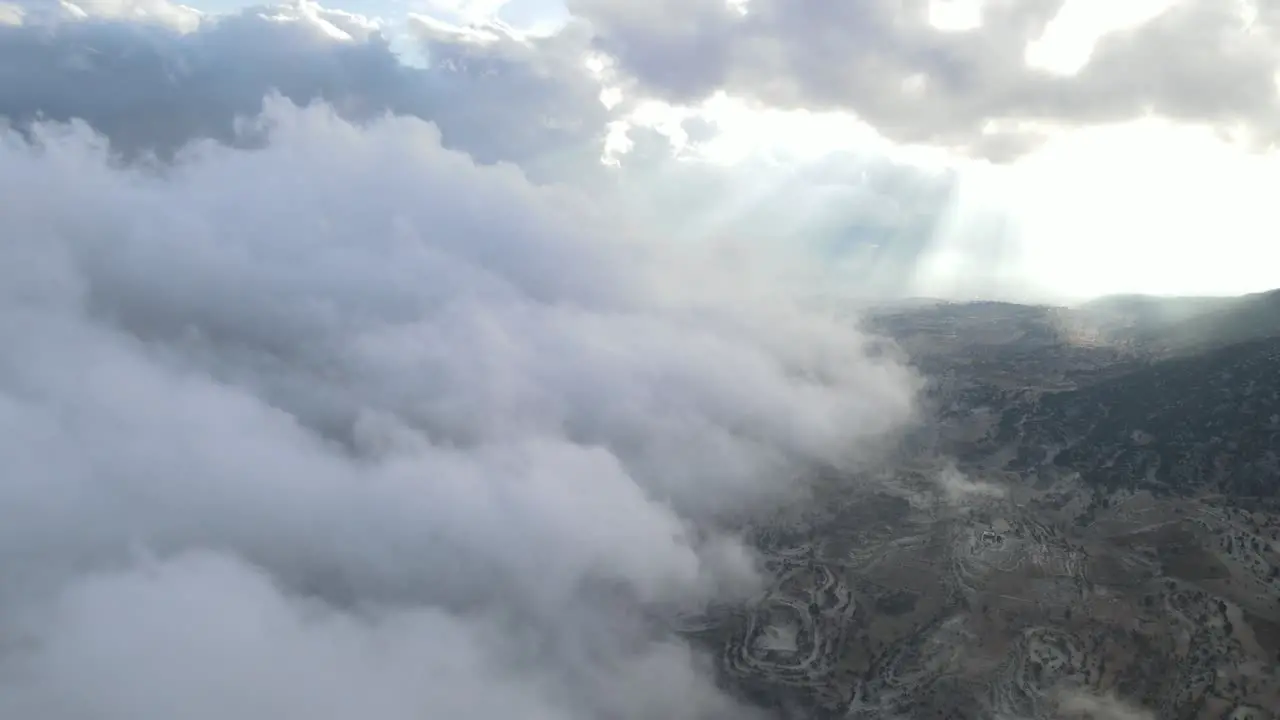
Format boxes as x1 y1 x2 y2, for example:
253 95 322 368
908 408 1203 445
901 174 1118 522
404 14 620 176
0 2 617 178
10 0 1279 163
567 0 1280 158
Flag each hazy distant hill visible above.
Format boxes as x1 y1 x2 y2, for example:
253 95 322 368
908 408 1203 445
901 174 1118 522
873 289 1280 497
1077 289 1280 355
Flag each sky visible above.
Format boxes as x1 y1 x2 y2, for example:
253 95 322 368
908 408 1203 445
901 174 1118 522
2 0 1279 300
0 1 1273 719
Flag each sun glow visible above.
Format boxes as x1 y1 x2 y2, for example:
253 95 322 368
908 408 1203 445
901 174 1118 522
1025 0 1178 75
995 120 1280 299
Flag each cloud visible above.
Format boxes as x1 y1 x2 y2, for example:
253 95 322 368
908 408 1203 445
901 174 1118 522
568 0 1280 158
0 3 397 155
0 1 621 181
26 0 1274 305
401 13 624 177
1055 688 1156 720
3 0 203 30
0 90 918 719
11 0 1280 165
935 462 1005 504
0 0 977 300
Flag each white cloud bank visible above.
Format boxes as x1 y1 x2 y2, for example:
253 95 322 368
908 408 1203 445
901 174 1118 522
0 92 919 718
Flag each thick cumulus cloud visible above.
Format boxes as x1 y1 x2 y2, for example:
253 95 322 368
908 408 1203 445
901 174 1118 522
0 93 918 718
10 0 1280 164
569 0 1280 158
0 0 975 298
0 0 619 180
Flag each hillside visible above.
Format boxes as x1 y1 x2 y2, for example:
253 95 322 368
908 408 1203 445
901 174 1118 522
698 292 1280 719
1001 336 1280 497
1078 289 1280 355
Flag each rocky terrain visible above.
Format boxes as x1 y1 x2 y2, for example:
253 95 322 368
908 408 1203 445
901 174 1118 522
679 294 1280 720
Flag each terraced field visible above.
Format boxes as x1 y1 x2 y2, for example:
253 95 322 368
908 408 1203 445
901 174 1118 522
672 298 1280 718
675 467 1279 719
723 562 856 712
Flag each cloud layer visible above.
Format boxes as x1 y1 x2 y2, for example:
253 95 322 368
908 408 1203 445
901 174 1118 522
0 0 620 183
0 84 918 719
0 0 966 295
14 0 1277 165
570 0 1280 158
